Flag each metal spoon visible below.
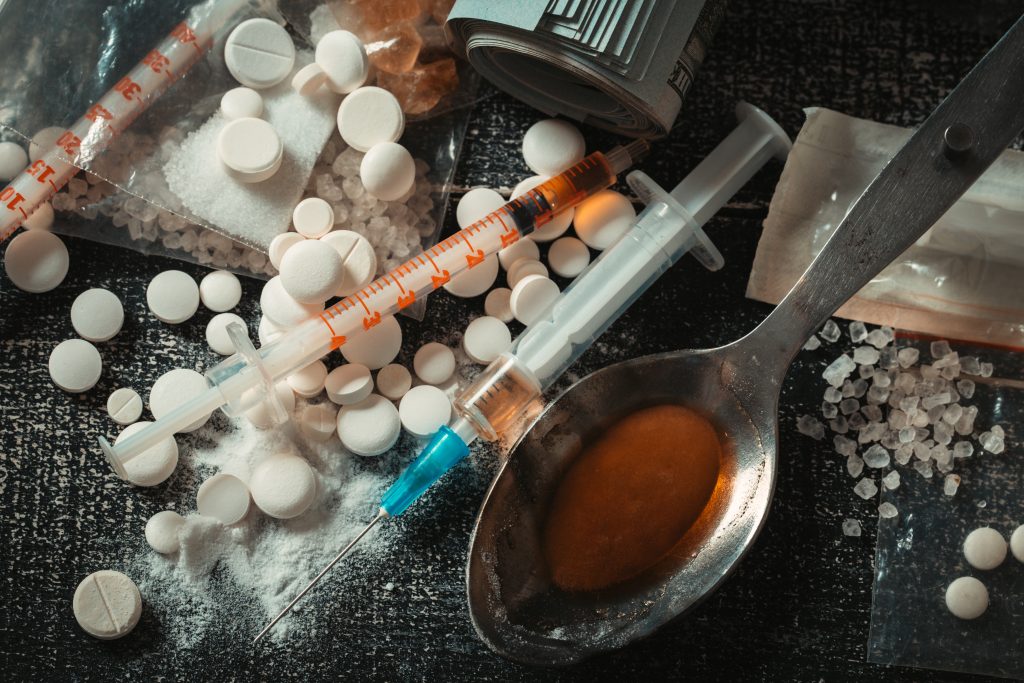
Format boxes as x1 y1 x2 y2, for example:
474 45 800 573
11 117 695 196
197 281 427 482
466 16 1024 666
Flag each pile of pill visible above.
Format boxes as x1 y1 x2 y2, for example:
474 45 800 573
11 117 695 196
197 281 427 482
944 524 1023 619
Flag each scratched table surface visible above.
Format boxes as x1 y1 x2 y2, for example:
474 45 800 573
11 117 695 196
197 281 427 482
2 0 1021 680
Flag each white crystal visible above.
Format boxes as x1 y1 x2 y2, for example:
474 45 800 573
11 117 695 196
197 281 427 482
930 340 952 358
897 347 920 368
943 474 961 496
820 320 841 343
865 329 889 349
842 519 862 537
863 444 890 468
952 441 974 459
849 321 868 342
824 386 843 403
834 434 857 456
878 502 898 519
803 335 822 350
913 460 933 478
853 478 879 499
853 346 881 365
823 354 856 387
796 414 825 440
847 453 864 477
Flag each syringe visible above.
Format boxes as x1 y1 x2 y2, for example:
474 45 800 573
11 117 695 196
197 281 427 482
100 139 649 475
253 103 792 642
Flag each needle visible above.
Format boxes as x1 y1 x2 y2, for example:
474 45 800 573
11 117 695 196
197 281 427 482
252 508 388 644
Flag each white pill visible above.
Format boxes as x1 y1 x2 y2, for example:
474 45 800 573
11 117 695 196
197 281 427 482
280 239 344 304
337 86 404 152
413 342 455 385
106 388 143 425
220 87 263 120
71 288 123 342
291 62 328 96
147 270 199 324
29 126 63 163
73 570 142 640
512 175 572 242
269 232 304 270
444 253 498 298
292 197 335 239
217 117 283 184
325 363 373 405
1011 525 1024 563
206 312 247 355
337 394 401 456
224 18 296 89
145 510 185 554
375 363 412 401
288 360 328 398
0 140 29 181
963 527 1007 570
340 314 402 369
463 316 512 364
574 189 636 250
484 287 513 323
507 258 548 288
510 274 560 326
260 276 322 326
250 454 317 519
522 119 586 176
115 421 179 486
548 236 591 279
320 230 377 296
258 315 285 346
399 385 452 438
199 270 242 312
300 402 338 442
149 368 211 432
49 339 102 393
361 142 416 201
4 230 69 293
244 381 295 429
23 201 55 231
316 30 369 94
197 473 251 525
945 576 988 619
497 237 539 271
456 187 506 229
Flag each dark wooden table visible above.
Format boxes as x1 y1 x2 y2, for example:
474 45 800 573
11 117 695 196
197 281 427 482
2 0 1020 679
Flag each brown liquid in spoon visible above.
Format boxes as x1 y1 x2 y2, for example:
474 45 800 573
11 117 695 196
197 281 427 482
542 404 722 592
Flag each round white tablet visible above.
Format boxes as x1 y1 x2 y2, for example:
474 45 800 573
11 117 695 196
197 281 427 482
340 314 402 369
522 119 586 176
945 576 988 619
280 239 344 304
250 454 317 519
512 175 572 242
220 87 263 120
206 312 246 355
287 360 328 398
443 253 498 298
497 237 540 271
337 394 401 456
463 316 512 364
106 388 143 425
197 473 251 525
71 288 123 342
244 381 295 429
145 510 185 554
147 270 199 324
413 342 455 385
4 230 69 293
73 570 142 640
507 258 548 288
269 232 305 270
325 363 373 405
29 126 63 163
1011 525 1024 563
337 86 404 152
574 189 636 250
315 30 369 94
23 201 55 231
217 117 283 184
300 402 338 442
260 276 322 326
49 339 102 393
398 385 452 438
361 142 416 201
484 287 513 323
258 315 285 346
199 270 242 312
457 187 506 229
224 18 296 89
149 368 211 432
548 236 590 278
963 527 1007 570
115 421 179 486
320 230 377 296
0 140 29 181
510 274 559 326
292 62 329 96
292 197 335 239
375 363 412 401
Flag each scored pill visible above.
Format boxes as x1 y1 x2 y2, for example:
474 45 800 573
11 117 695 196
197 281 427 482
106 388 143 425
224 18 296 90
73 570 142 640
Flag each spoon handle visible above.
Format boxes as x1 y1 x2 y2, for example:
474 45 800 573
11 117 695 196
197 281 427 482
752 15 1024 363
